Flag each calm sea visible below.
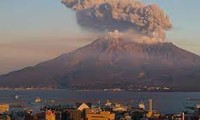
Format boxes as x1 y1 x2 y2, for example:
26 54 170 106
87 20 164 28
0 90 200 114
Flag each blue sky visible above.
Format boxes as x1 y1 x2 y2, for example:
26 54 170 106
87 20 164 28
0 0 82 42
0 0 200 74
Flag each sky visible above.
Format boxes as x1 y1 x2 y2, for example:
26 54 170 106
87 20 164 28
0 0 200 74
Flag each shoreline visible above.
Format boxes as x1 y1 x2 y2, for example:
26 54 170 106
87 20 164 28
0 88 200 92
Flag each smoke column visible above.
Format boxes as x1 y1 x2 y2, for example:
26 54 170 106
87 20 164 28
62 0 172 43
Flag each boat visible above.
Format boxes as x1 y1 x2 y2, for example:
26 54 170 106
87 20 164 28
14 95 19 99
35 97 42 103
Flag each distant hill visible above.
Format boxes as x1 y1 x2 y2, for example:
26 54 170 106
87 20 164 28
1 36 200 91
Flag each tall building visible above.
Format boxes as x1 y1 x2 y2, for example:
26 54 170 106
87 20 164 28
146 99 153 118
149 99 153 112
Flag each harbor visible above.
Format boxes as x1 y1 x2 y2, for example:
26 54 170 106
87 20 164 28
0 98 200 120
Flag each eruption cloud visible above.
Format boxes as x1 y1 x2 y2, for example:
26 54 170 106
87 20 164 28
62 0 172 43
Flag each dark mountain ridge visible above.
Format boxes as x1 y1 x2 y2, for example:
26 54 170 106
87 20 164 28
1 37 200 91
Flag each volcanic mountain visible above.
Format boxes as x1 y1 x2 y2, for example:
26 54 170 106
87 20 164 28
1 36 200 91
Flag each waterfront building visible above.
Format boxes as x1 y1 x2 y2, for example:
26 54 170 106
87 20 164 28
77 103 91 111
149 99 153 112
34 112 45 120
138 102 145 110
45 110 55 120
62 109 84 120
0 104 9 113
24 113 33 120
112 104 127 112
105 100 112 106
86 111 115 120
0 113 11 120
119 113 132 120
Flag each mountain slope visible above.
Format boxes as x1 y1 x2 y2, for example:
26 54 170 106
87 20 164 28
1 37 200 91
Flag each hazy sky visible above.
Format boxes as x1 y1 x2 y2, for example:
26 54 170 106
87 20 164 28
0 0 200 74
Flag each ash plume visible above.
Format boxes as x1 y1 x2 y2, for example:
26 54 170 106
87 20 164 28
62 0 172 42
106 30 164 44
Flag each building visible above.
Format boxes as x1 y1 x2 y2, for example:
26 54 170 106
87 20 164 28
112 104 127 112
0 104 9 113
149 99 153 112
0 113 11 120
34 112 45 120
45 110 55 120
86 111 115 120
62 109 84 120
77 103 91 111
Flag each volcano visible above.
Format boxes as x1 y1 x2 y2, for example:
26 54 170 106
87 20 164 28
1 36 200 91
